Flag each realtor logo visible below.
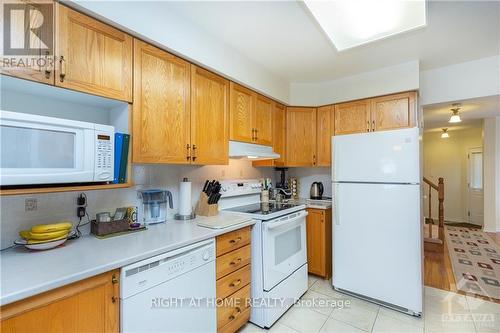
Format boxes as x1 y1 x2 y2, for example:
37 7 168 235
2 2 53 56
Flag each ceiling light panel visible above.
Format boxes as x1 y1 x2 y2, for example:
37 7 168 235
303 0 427 51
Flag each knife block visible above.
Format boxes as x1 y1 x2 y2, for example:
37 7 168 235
195 192 218 217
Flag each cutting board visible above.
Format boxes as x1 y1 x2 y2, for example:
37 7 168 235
196 213 252 229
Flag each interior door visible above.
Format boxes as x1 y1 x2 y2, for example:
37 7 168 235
467 148 484 226
132 39 191 164
254 95 273 146
262 211 308 291
334 99 371 135
229 83 255 143
190 65 229 165
56 4 132 102
332 183 422 313
371 92 416 132
286 107 317 167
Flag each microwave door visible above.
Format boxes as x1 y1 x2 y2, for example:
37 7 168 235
0 119 95 185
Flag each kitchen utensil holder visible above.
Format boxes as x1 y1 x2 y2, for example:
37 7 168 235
195 192 218 217
91 219 129 236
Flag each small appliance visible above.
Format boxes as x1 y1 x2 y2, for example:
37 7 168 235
0 110 114 186
332 127 422 316
137 189 173 225
310 181 324 199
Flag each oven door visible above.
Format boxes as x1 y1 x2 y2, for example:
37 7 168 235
262 210 308 291
0 111 95 185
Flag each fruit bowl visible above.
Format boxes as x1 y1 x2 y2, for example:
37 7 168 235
14 230 76 251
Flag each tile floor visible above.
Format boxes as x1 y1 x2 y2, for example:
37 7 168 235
238 275 500 333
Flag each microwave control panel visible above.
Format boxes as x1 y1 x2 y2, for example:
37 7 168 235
94 126 114 181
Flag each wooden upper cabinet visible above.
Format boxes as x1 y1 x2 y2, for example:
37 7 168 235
254 95 273 146
191 65 229 165
56 4 132 102
132 39 191 164
1 270 119 333
230 82 255 143
316 105 334 166
371 91 416 131
253 102 286 167
0 1 55 85
286 107 317 167
334 99 371 135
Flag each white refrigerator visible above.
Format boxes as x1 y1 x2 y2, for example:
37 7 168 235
332 127 422 316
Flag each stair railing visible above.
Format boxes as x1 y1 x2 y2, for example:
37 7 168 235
423 177 445 243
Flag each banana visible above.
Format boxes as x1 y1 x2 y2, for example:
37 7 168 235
19 230 31 240
27 234 68 244
31 222 72 234
19 229 69 241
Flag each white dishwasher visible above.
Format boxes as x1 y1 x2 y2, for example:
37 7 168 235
121 239 216 332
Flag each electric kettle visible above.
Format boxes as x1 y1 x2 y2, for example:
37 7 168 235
310 182 324 199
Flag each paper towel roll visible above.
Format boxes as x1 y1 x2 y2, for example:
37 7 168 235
178 180 192 216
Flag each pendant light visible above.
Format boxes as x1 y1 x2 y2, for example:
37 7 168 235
449 103 462 123
441 128 450 139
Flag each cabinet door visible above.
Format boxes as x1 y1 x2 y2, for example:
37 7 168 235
371 92 416 132
316 105 334 166
286 107 317 167
254 95 273 146
132 39 190 164
229 83 255 143
306 209 325 277
1 270 119 333
56 4 132 102
0 0 55 84
191 65 229 165
334 99 371 135
273 103 287 166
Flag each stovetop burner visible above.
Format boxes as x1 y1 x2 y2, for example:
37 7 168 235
224 202 301 215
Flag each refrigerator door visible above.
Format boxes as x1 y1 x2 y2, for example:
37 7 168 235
332 182 422 313
333 127 420 184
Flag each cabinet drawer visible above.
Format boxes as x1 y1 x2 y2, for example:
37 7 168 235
217 285 251 329
217 264 251 299
216 227 251 256
216 245 251 279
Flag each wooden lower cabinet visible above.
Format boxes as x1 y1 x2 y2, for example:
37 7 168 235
0 270 119 333
306 208 332 279
216 227 252 333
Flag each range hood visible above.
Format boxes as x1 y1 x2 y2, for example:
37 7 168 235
229 141 280 160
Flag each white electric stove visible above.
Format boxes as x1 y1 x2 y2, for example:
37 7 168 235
219 180 308 328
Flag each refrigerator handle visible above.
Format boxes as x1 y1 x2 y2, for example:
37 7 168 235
334 183 340 225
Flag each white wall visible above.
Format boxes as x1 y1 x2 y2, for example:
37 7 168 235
420 55 500 106
289 61 420 106
0 160 272 249
483 117 500 232
287 167 331 199
423 127 483 223
71 0 290 103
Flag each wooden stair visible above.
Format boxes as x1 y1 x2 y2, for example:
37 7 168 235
423 177 444 244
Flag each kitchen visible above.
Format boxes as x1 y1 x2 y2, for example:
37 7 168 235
1 1 500 333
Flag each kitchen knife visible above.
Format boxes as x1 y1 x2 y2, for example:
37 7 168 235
202 180 209 193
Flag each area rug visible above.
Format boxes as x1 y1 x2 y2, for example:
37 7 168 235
445 226 500 301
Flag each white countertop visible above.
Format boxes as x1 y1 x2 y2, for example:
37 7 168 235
0 213 255 306
292 198 332 210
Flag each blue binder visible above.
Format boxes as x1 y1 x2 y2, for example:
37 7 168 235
113 133 124 184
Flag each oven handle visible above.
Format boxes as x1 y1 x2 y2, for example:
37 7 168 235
266 210 308 230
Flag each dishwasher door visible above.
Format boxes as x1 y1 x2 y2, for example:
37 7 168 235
121 239 216 332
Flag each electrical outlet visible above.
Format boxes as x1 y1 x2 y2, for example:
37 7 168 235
25 198 37 212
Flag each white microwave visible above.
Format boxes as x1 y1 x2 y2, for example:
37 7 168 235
0 110 114 186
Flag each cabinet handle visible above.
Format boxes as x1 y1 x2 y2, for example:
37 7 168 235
59 56 66 82
192 144 197 161
229 279 242 287
229 307 242 321
229 237 242 244
186 144 191 161
255 129 258 141
112 274 118 284
251 128 255 141
313 155 316 166
229 258 242 266
112 296 118 303
367 121 370 132
44 51 51 79
372 120 375 131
